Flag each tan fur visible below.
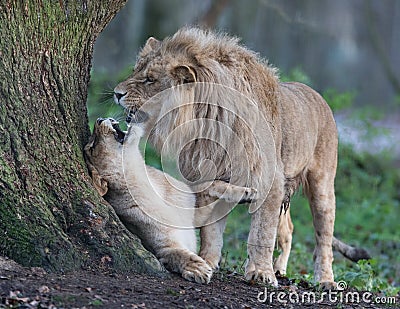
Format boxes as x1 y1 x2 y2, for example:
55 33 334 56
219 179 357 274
84 118 257 284
114 28 340 287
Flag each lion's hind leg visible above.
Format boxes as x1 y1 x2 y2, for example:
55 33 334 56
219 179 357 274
274 208 294 276
306 168 336 289
158 248 213 284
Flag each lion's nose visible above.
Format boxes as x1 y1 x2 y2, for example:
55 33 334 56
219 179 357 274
114 91 127 103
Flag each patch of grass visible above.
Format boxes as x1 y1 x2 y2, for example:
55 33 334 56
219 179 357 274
335 259 400 296
52 294 83 307
89 298 104 306
166 288 179 296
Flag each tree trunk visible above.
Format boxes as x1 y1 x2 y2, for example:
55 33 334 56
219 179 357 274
0 1 161 274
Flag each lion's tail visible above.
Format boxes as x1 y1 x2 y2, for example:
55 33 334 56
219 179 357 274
332 236 371 262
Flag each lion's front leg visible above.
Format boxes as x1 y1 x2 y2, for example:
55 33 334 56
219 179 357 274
198 216 228 270
158 248 213 284
245 181 284 287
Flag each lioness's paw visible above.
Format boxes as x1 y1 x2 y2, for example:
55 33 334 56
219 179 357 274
96 118 115 134
208 185 258 204
182 255 213 284
245 269 278 287
238 187 258 204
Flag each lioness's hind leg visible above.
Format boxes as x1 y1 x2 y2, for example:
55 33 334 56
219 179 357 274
207 180 258 203
158 248 212 284
274 209 294 276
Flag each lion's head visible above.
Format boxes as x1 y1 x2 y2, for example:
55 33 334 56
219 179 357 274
113 27 279 188
114 27 279 114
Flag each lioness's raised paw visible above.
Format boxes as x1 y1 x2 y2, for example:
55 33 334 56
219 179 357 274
182 254 213 284
238 187 258 204
94 118 126 144
245 268 278 287
208 181 258 204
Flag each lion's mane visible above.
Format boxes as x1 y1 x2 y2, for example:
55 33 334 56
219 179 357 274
142 28 280 189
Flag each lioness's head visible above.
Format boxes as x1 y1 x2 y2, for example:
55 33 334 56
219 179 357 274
84 118 125 196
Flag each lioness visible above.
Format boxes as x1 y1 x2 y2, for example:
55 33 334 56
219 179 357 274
84 117 257 283
113 28 366 287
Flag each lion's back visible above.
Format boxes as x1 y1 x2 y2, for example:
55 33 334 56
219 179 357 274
278 82 338 177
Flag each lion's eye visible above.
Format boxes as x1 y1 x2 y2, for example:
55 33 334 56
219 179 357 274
144 76 155 84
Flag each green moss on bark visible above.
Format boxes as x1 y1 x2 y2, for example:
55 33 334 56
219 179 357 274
0 0 162 275
0 196 41 266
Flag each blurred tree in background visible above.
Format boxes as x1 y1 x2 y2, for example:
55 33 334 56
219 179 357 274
92 0 400 109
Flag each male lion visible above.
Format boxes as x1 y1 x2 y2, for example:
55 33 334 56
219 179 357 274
84 117 257 283
113 28 367 287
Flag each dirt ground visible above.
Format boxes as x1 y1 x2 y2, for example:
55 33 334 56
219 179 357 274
0 257 397 308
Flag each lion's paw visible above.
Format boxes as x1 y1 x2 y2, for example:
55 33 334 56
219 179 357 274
181 254 213 284
204 258 220 272
319 281 338 290
199 252 220 271
245 269 278 287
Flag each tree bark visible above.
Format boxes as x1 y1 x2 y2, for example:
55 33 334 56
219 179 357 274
0 1 162 274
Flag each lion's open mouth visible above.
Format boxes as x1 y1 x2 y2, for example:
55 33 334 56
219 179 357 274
112 122 126 144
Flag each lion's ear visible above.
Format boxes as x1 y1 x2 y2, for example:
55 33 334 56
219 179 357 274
141 37 160 55
92 169 108 196
171 65 197 84
86 160 108 196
